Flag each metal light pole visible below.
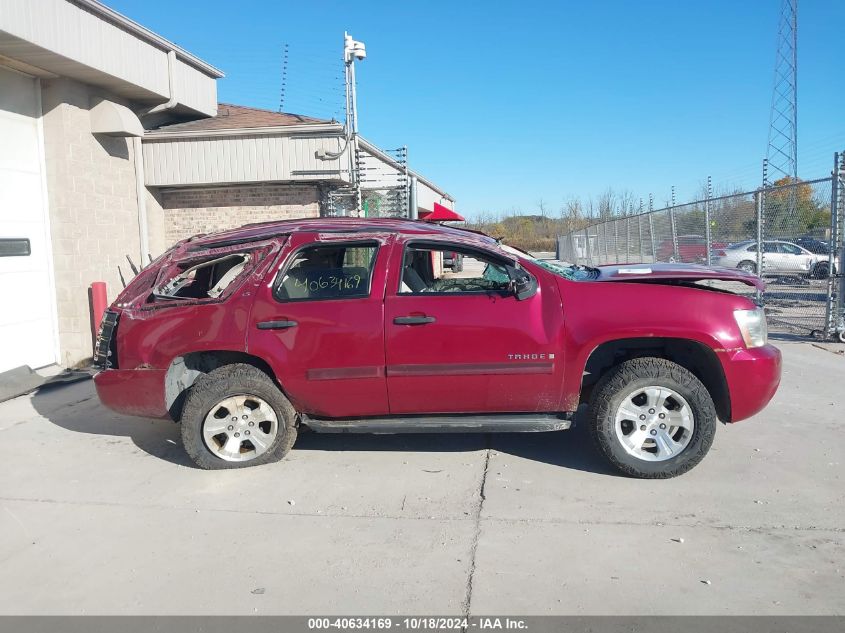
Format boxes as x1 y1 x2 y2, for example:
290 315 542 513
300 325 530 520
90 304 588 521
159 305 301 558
344 32 366 214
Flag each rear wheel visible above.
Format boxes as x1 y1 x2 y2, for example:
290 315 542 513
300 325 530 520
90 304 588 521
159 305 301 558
813 261 832 279
180 363 297 470
587 358 717 478
737 260 757 274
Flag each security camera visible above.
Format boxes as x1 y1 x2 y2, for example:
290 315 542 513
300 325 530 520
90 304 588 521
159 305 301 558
344 34 367 62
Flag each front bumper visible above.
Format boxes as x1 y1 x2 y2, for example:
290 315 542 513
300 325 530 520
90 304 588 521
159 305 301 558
94 368 170 419
718 344 782 422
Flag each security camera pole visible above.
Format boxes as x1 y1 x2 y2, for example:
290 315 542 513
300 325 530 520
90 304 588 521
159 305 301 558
344 32 366 214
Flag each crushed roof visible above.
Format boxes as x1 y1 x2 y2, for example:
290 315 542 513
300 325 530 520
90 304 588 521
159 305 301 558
150 103 333 133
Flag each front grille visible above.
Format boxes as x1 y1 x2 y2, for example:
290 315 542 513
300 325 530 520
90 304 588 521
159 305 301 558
94 310 119 369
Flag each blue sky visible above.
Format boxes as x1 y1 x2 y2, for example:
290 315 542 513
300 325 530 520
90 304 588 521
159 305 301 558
110 0 844 218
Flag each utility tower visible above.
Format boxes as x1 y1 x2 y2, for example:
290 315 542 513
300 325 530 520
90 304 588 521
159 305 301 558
766 0 798 185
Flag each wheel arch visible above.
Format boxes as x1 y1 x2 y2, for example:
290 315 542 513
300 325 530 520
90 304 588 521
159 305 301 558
578 337 731 423
164 350 282 421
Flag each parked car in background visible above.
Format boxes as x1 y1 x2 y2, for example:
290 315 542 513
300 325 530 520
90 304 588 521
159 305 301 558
443 250 464 272
791 236 829 254
656 235 727 263
712 239 836 278
790 237 839 277
94 218 781 479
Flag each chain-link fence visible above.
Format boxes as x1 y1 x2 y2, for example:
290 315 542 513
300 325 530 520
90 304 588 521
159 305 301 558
557 155 845 339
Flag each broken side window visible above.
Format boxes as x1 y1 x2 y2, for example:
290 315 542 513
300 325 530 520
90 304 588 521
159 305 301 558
153 253 251 301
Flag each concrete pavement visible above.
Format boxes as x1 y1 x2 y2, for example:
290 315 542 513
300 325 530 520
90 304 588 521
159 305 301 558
0 342 843 614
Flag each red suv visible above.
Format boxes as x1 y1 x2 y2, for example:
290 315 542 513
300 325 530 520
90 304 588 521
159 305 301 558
94 218 781 478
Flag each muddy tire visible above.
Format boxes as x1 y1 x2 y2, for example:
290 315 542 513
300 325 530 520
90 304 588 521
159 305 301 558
180 363 297 470
587 357 717 479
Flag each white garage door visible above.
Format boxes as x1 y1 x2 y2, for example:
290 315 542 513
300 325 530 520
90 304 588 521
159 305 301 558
0 65 59 372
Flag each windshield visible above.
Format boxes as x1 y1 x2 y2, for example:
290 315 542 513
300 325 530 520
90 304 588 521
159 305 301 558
499 244 597 281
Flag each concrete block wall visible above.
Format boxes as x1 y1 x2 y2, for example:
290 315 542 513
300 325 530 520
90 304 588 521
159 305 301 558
40 78 142 367
158 183 320 246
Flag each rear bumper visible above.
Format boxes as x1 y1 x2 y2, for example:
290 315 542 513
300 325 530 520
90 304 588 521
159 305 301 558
94 368 170 419
719 344 782 422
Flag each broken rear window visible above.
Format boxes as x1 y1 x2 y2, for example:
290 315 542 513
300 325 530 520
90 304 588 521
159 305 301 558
153 253 252 301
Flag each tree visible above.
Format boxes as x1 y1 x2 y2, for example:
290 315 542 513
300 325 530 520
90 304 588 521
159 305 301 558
765 177 830 236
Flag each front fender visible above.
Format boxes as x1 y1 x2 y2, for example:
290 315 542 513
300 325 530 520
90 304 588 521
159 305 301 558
557 280 750 410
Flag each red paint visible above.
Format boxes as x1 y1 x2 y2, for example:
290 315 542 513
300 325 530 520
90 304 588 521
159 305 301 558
94 217 780 426
90 281 108 333
717 345 782 421
247 232 393 417
95 367 169 418
594 262 765 291
383 247 565 413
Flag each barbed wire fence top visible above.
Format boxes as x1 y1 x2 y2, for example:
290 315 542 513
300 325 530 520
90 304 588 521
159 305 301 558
556 153 845 339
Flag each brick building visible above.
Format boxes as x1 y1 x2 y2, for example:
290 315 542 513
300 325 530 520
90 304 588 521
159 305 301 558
0 0 453 372
142 104 454 253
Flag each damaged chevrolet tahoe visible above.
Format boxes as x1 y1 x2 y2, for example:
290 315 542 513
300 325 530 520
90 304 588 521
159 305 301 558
94 218 781 477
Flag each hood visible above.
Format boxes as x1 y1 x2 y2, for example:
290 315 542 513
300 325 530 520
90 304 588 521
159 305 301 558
594 263 765 291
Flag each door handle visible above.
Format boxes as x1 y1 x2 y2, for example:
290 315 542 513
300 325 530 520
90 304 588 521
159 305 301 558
257 320 298 330
393 316 436 325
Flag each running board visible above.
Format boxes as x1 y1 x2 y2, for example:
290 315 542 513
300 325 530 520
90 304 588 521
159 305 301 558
300 413 573 434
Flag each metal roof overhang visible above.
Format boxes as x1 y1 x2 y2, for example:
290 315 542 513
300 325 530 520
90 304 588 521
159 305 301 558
0 31 166 102
142 125 455 207
0 0 222 114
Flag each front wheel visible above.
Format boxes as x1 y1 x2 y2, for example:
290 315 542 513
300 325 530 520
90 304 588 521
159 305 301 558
587 358 717 478
813 261 833 279
180 363 297 469
737 260 757 274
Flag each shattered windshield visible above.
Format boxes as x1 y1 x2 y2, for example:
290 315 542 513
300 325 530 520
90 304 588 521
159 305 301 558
499 245 597 281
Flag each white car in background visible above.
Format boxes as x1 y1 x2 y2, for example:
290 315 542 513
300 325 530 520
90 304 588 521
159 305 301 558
713 240 837 279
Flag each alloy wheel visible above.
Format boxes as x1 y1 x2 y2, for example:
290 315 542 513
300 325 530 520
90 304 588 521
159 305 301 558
202 394 279 462
614 386 695 462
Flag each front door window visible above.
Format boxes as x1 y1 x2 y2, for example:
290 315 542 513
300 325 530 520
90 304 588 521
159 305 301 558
399 245 512 295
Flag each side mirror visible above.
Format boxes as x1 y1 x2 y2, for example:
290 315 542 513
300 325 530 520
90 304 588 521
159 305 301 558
505 265 537 301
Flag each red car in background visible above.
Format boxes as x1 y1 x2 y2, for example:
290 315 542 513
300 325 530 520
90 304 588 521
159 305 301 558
656 235 727 263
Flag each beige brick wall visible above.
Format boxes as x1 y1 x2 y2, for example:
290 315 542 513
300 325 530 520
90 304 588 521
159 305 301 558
146 187 167 258
40 78 142 367
158 183 320 246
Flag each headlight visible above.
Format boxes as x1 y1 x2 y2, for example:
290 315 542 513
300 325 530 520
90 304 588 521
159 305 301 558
734 308 768 348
